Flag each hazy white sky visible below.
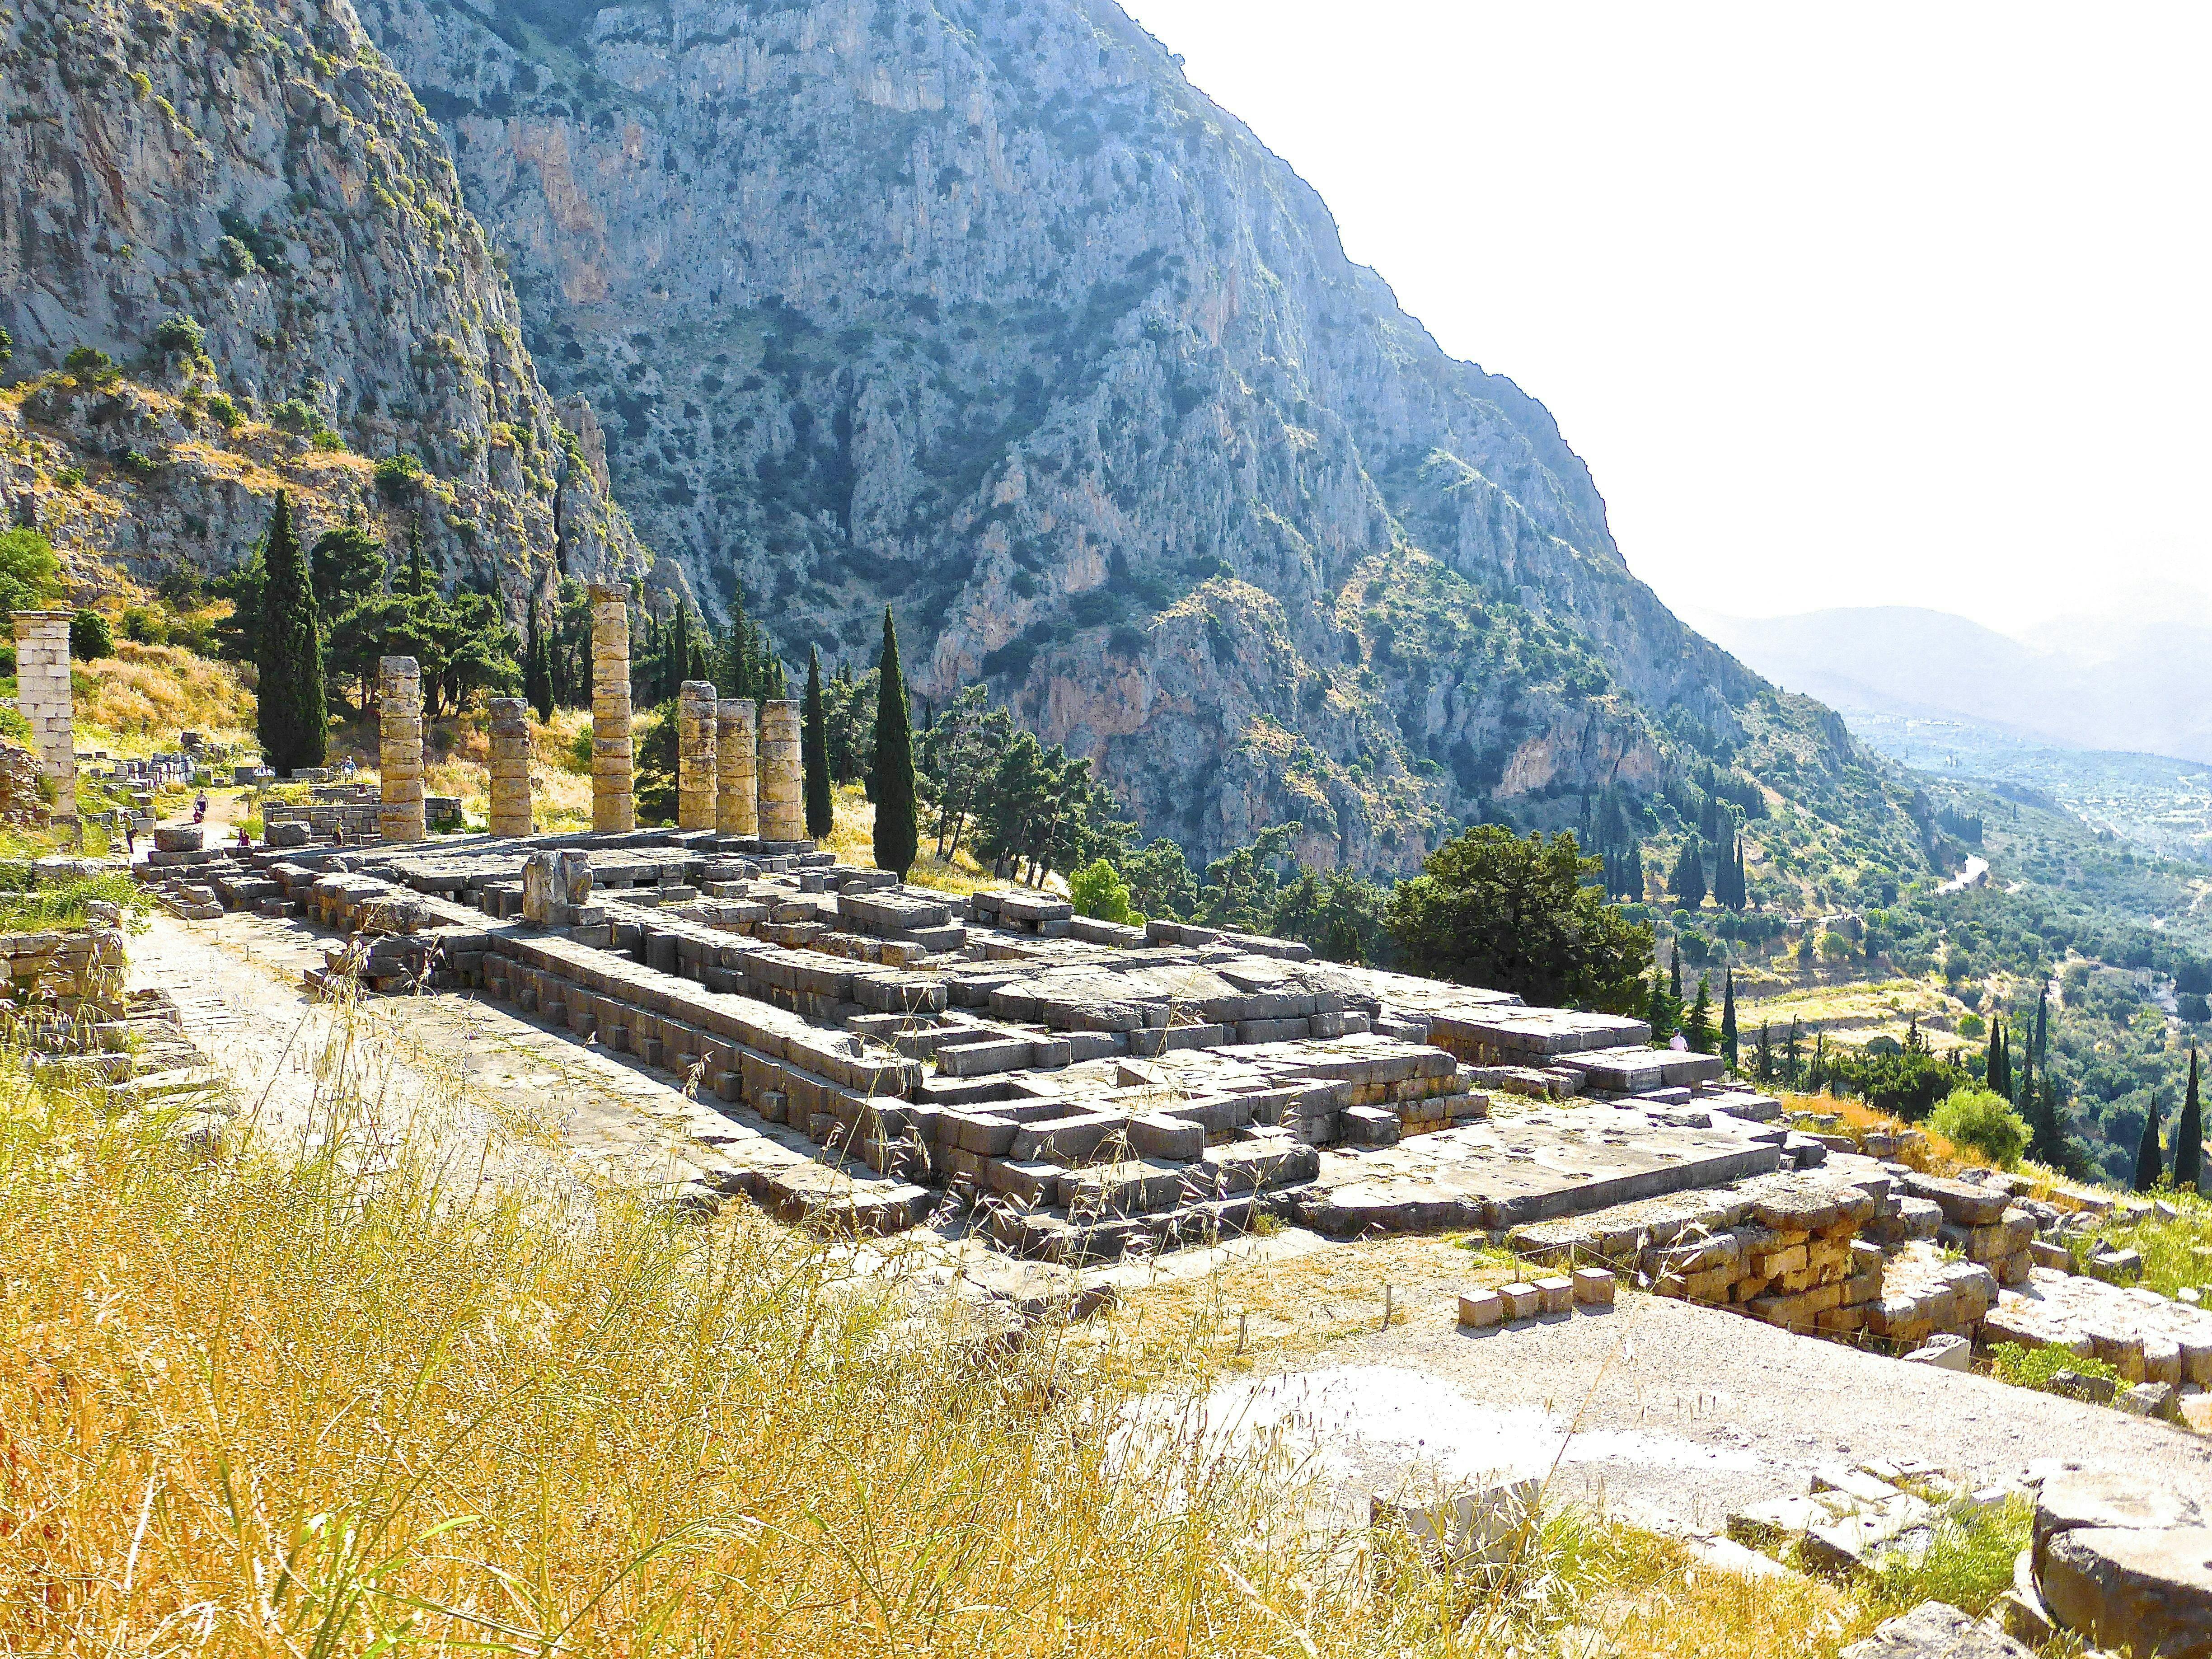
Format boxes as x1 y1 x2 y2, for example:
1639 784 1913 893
1116 1 2212 635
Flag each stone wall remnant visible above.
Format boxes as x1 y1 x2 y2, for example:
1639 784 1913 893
589 583 633 833
487 697 532 837
378 656 426 843
677 680 718 831
716 699 757 837
10 611 72 819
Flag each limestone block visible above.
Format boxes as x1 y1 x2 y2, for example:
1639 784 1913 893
521 851 554 926
1837 1601 2030 1658
2039 1525 2212 1657
556 849 593 907
1457 1287 1503 1328
677 680 718 831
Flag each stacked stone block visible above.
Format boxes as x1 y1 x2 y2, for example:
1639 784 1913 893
1511 1172 1884 1336
10 611 73 818
678 680 718 831
487 697 533 837
589 583 634 833
716 699 757 836
757 699 804 842
378 657 426 843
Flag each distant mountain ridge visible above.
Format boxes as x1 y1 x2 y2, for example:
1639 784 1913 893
1693 605 2212 766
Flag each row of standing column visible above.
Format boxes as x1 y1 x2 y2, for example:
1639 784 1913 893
375 583 807 843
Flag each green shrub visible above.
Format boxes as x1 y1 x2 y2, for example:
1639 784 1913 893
153 314 205 355
206 392 241 429
219 234 258 277
310 429 345 452
0 705 28 744
70 610 113 661
119 448 159 479
65 346 116 382
54 466 85 488
1930 1087 2030 1169
270 398 322 435
0 529 62 616
564 722 593 775
374 452 423 500
1990 1341 2119 1393
1069 858 1134 925
121 605 166 646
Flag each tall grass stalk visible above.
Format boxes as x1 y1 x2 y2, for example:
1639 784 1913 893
0 1028 1548 1657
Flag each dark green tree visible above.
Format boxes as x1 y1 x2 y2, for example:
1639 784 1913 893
1720 969 1739 1068
1682 975 1714 1053
1986 1020 2007 1098
1784 1017 1802 1085
871 607 917 876
255 491 326 773
802 645 834 841
524 609 554 722
1755 1020 1773 1084
1382 827 1652 1013
2177 1048 2203 1194
2137 1094 2165 1193
1671 835 1706 908
1645 968 1674 1045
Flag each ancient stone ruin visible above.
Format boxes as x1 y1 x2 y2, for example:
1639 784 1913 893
377 656 426 844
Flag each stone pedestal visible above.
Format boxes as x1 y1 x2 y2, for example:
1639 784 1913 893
677 680 718 831
717 699 757 836
10 610 73 819
589 582 633 833
757 698 804 843
378 656 426 843
487 697 532 837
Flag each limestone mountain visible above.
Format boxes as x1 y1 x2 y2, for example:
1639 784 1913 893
0 0 640 605
351 0 1911 873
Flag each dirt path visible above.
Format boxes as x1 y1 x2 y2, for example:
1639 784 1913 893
125 911 754 1195
1175 1282 2212 1534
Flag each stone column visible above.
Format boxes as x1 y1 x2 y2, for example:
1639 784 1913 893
487 696 532 837
757 698 804 843
716 699 757 836
10 611 73 819
378 656 426 843
588 582 633 833
677 680 718 831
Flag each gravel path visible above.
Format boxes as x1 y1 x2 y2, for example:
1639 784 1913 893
1190 1287 2212 1534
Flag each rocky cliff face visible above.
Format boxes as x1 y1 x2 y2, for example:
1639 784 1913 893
353 0 1799 867
0 0 640 603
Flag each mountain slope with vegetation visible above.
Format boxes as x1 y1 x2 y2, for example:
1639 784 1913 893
0 0 642 609
352 0 1925 873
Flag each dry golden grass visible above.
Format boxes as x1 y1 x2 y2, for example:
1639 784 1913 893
78 643 254 755
824 782 1002 894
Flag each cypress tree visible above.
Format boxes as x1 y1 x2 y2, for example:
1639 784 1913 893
1672 835 1706 907
1720 969 1739 1068
2178 1048 2204 1194
2028 1081 2067 1170
871 606 917 877
1669 949 1682 1009
802 645 833 841
256 490 326 773
1785 1017 1802 1084
2137 1094 2165 1193
1755 1020 1773 1084
1683 975 1714 1053
525 610 553 722
1645 968 1672 1043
